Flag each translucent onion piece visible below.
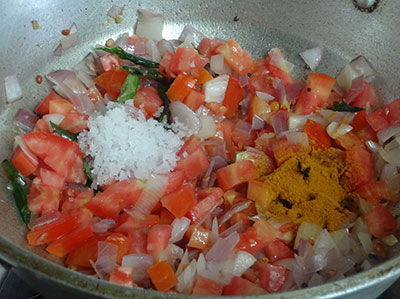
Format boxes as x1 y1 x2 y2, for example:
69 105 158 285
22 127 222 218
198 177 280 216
13 108 38 131
299 47 323 71
256 91 275 102
196 116 216 139
136 9 164 41
204 75 229 104
377 124 400 145
43 113 65 131
178 25 205 47
5 75 23 103
170 101 202 134
122 254 153 282
133 174 168 214
169 217 191 243
379 147 400 166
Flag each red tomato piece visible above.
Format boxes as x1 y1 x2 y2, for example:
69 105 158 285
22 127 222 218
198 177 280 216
304 119 331 150
170 48 202 77
105 233 129 264
348 81 375 109
264 240 294 262
236 226 264 255
175 147 209 181
387 98 400 126
223 276 265 295
159 208 175 225
162 170 186 195
85 179 145 219
100 54 123 72
61 187 93 212
109 266 134 287
366 108 390 132
354 125 378 143
11 147 38 177
192 276 224 296
248 95 273 123
265 48 294 86
147 224 172 261
35 92 65 115
49 98 77 114
254 261 286 293
351 110 368 132
94 69 129 100
335 131 365 151
294 73 336 115
187 226 211 250
187 191 222 223
222 76 244 118
22 132 86 184
216 160 259 191
115 211 159 234
27 179 62 215
59 113 88 134
356 181 398 204
166 74 197 102
160 184 197 218
196 68 213 85
198 38 224 58
133 86 163 118
248 62 276 96
216 39 254 75
178 135 202 157
365 204 397 238
183 89 205 112
33 118 51 133
46 225 94 258
127 229 147 254
39 168 65 190
147 261 178 292
158 51 176 80
341 145 373 191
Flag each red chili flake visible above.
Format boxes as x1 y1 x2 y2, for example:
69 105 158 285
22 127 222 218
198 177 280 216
61 29 70 36
35 75 43 84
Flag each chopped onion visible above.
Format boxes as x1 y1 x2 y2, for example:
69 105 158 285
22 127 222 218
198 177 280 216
206 232 239 261
299 47 323 70
234 119 252 136
107 5 124 19
269 48 294 72
122 254 153 282
219 220 243 238
231 251 256 277
210 55 231 75
211 217 219 243
381 234 398 247
61 23 78 50
169 217 191 243
133 174 168 214
377 124 400 145
288 115 307 131
54 44 63 57
294 222 322 249
358 197 372 215
313 229 338 255
136 9 164 41
43 113 65 131
114 32 129 48
159 244 184 270
204 75 229 104
281 131 309 148
336 56 375 92
218 201 251 227
380 163 398 183
365 140 380 153
384 136 400 151
256 91 274 102
196 116 216 139
157 39 175 56
357 232 374 254
238 74 249 87
176 250 190 276
5 75 23 103
319 109 355 124
13 108 38 131
286 79 305 102
29 211 60 230
251 115 266 131
94 241 118 277
326 122 353 139
308 273 324 287
332 83 345 97
275 258 295 271
272 78 287 105
379 147 400 166
170 101 201 134
271 110 288 136
176 260 197 293
93 218 116 233
346 76 365 104
179 25 205 47
146 39 161 63
211 156 228 171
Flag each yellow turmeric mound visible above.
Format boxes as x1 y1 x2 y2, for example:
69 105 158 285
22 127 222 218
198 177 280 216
262 148 350 231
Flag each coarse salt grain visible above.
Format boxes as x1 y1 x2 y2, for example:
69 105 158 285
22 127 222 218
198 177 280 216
78 103 184 185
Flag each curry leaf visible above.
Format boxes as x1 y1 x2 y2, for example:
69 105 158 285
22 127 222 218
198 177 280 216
329 101 363 112
157 84 172 127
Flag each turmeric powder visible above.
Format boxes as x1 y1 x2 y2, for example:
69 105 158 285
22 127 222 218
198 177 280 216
259 148 350 231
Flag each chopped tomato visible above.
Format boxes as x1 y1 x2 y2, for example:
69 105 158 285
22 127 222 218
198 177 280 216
366 108 390 132
109 266 134 287
59 113 88 134
196 68 213 85
335 131 365 150
294 73 336 115
162 170 186 195
49 98 77 114
39 168 65 190
105 233 129 264
127 229 147 254
192 276 223 296
348 81 375 109
272 137 309 166
33 118 51 133
248 95 273 123
254 261 286 293
35 92 65 115
216 39 254 75
46 224 93 258
326 91 343 108
166 74 197 102
178 134 202 157
94 68 129 100
183 89 205 112
27 179 62 215
147 224 172 261
158 51 176 80
303 119 331 150
11 147 38 177
115 211 159 234
356 181 398 204
187 190 222 223
386 98 400 126
216 160 259 191
230 212 252 229
161 184 197 218
22 132 86 184
147 261 178 292
170 48 202 77
159 208 175 225
264 240 294 262
85 179 145 219
198 38 224 58
236 226 264 255
365 204 397 238
222 76 244 117
205 102 228 115
248 62 276 96
65 234 108 268
351 110 368 132
247 180 277 212
223 276 265 295
100 54 123 72
354 125 378 143
187 226 211 250
341 145 373 191
133 86 163 118
265 48 294 85
175 147 209 181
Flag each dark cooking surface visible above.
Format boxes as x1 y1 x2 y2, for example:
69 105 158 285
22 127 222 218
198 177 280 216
0 258 398 299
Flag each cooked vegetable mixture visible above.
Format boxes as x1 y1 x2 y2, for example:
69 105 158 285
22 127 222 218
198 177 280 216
4 8 400 296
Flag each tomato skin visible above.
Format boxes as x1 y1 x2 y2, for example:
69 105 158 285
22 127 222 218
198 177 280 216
341 145 373 191
109 266 134 287
356 181 398 204
222 76 244 117
100 54 123 72
303 119 331 150
166 74 197 102
365 204 397 238
170 48 202 77
183 89 205 112
175 147 209 181
147 224 172 261
178 134 202 157
236 227 264 255
254 261 286 293
160 184 197 218
335 131 365 151
294 73 336 115
264 240 294 262
216 39 254 75
35 92 65 115
187 226 211 250
147 261 178 292
192 276 223 296
223 276 265 295
115 211 159 234
366 108 390 132
351 110 368 132
85 179 144 219
216 160 259 191
133 86 163 118
187 191 222 223
158 51 176 80
11 147 38 177
94 69 129 100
